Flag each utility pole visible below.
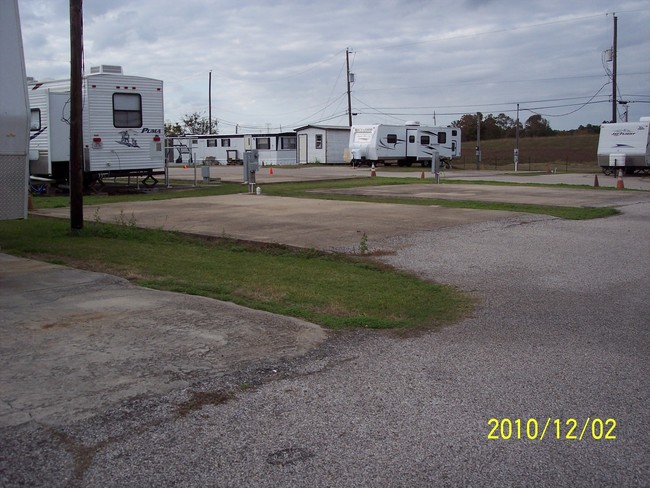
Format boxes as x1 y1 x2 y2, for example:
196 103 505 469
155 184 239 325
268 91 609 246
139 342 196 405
69 0 83 230
475 112 481 170
208 70 212 134
611 13 617 123
346 48 353 127
514 103 520 171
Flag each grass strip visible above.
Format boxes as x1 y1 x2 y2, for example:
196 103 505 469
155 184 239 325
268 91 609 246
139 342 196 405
261 179 620 220
0 217 470 330
31 177 620 219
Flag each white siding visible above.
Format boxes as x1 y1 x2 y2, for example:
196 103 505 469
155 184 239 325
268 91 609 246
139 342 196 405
27 73 165 175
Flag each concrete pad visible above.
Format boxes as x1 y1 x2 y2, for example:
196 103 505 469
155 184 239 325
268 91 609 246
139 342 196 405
421 169 650 191
0 254 327 427
33 194 513 251
321 183 650 207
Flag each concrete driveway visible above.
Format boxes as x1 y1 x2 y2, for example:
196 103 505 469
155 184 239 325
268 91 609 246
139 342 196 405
33 194 513 252
319 182 650 207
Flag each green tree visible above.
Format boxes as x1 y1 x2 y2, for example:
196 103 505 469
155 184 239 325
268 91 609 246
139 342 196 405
181 112 218 135
481 114 501 140
524 114 554 137
451 113 479 141
164 121 184 137
495 113 519 138
165 112 218 137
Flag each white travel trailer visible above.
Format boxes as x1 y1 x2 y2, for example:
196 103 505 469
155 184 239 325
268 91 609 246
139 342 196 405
0 0 29 219
597 118 650 175
348 122 461 167
28 65 165 185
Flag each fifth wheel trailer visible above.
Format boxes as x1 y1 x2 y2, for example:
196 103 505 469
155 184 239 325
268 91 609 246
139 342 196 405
28 65 165 185
348 122 461 167
597 118 650 175
0 0 29 220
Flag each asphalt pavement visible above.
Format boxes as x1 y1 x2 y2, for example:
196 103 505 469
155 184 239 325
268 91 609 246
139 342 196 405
1 169 648 486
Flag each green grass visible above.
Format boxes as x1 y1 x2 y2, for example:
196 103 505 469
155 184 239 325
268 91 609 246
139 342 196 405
0 217 470 330
459 133 600 171
33 176 620 220
261 178 620 220
30 181 245 209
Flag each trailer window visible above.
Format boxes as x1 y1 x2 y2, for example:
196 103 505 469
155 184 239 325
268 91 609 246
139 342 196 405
315 134 323 149
221 139 231 147
30 109 41 131
256 137 270 150
387 134 397 144
409 135 415 143
438 132 447 144
113 93 142 128
420 135 430 145
281 136 297 150
207 139 218 147
452 130 457 137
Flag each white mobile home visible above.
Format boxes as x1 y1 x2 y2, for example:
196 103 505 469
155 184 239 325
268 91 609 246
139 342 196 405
28 65 165 184
348 122 461 167
295 125 350 164
169 132 297 166
597 118 650 175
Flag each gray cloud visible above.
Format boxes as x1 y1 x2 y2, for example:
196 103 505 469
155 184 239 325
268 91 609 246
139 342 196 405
17 0 650 130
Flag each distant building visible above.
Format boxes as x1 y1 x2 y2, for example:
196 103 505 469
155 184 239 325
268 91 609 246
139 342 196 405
294 125 350 164
169 125 351 166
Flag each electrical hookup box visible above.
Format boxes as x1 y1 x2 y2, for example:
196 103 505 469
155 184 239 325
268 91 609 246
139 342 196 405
243 149 259 191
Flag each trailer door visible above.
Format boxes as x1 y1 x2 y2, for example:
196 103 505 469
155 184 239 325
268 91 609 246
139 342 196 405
406 128 418 158
298 133 308 164
48 92 70 163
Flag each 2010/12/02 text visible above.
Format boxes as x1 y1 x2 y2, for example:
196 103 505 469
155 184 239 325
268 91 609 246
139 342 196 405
487 418 617 441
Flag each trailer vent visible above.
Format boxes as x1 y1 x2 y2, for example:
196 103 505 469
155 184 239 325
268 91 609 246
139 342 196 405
89 65 123 75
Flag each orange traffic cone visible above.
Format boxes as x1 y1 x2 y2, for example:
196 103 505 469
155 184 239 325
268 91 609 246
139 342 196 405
616 170 624 189
269 167 274 175
594 174 599 187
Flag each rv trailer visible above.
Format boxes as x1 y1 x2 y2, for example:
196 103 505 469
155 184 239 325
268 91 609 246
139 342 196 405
0 0 30 219
28 65 165 185
348 122 461 167
597 118 650 175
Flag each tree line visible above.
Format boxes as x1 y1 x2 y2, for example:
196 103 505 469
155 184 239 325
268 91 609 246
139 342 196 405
165 110 602 140
450 113 601 142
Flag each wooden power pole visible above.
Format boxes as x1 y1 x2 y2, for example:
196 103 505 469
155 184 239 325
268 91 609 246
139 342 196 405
346 48 353 127
69 0 84 230
611 14 618 123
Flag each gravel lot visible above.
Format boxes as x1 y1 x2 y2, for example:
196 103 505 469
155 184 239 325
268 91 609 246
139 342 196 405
2 198 648 487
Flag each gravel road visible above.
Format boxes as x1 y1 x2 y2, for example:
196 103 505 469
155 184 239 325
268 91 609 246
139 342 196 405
2 202 648 487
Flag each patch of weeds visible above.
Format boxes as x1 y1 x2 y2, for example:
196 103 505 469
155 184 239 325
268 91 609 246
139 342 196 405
113 209 138 227
359 232 369 255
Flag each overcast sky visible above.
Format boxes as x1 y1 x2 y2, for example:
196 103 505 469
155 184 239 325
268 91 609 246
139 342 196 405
17 0 650 133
